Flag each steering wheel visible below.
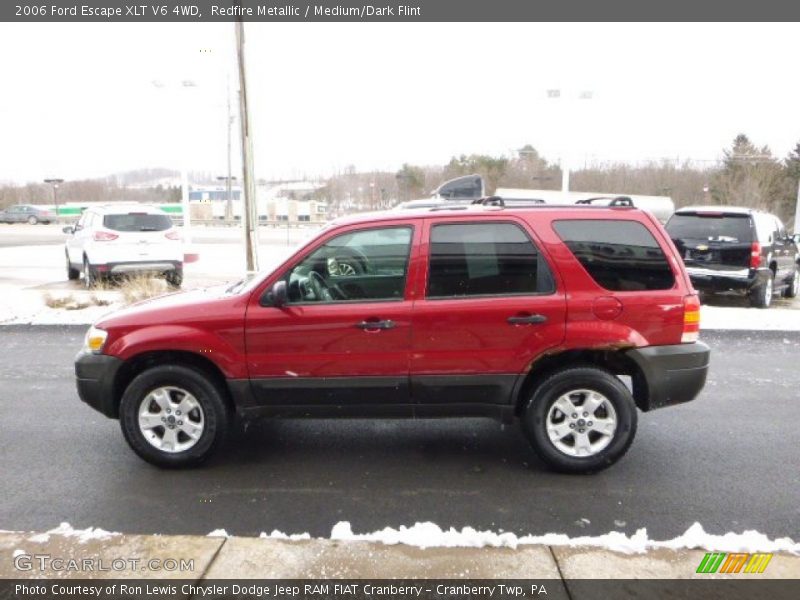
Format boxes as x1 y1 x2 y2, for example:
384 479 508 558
307 271 334 302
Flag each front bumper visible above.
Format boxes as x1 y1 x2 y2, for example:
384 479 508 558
75 350 123 419
625 342 710 411
685 266 769 293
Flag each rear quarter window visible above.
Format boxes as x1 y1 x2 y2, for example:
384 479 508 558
553 219 675 291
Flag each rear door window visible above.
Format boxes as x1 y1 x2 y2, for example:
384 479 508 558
427 222 554 298
553 219 675 291
103 213 172 232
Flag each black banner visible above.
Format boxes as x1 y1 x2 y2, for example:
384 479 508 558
1 579 800 600
4 0 800 22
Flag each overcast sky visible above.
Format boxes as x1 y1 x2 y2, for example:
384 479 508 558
1 22 799 184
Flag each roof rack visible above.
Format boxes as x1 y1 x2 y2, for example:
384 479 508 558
574 196 634 207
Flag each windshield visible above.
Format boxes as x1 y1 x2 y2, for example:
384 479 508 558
666 213 753 242
103 213 173 232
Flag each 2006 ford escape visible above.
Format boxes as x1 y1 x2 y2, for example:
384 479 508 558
75 200 710 473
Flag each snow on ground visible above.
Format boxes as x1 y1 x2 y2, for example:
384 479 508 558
701 305 800 331
235 521 798 555
3 229 800 330
36 522 119 544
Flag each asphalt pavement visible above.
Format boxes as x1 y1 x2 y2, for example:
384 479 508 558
0 326 798 541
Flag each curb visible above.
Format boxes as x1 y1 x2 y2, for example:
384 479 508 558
2 530 799 580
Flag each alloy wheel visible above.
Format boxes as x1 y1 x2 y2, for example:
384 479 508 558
137 386 205 453
546 389 618 457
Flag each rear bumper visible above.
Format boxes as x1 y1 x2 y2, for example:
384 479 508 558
97 260 182 275
625 342 710 411
685 266 769 292
75 350 123 418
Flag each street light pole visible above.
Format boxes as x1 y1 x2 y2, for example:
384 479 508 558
546 89 593 202
217 175 237 223
44 178 64 220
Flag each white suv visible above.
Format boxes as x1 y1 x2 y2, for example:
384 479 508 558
63 204 183 288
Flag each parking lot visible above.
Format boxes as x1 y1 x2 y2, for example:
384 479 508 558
1 221 799 545
0 325 798 541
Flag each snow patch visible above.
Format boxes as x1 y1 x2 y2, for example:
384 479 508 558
259 530 312 541
207 529 230 538
27 533 50 543
701 305 800 331
13 549 25 558
45 522 119 543
329 521 800 555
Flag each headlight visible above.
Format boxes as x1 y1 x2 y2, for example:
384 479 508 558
83 326 108 354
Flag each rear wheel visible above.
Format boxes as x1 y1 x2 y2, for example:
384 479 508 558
66 254 79 280
521 366 638 474
119 365 229 468
165 268 183 289
749 272 774 308
783 266 799 299
27 215 38 225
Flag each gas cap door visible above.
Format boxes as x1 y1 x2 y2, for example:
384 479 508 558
593 296 623 320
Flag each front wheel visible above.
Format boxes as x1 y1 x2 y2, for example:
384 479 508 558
119 365 229 468
521 366 638 474
27 215 38 225
66 254 79 280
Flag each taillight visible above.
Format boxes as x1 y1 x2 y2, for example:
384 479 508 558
682 294 700 343
750 242 762 269
165 230 181 241
93 231 119 241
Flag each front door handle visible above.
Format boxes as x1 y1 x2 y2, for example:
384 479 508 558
356 319 396 331
507 314 548 325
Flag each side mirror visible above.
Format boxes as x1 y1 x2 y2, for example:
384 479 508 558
62 225 74 234
264 280 288 307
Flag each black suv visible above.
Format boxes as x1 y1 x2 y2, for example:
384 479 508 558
666 206 799 308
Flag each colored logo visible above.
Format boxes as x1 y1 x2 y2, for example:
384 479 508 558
696 552 773 574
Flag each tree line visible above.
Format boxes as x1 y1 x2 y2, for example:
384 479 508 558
4 135 800 225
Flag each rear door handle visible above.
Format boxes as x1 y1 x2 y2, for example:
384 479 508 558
355 319 396 330
507 314 548 325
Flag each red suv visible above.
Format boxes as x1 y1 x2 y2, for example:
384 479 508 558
75 203 710 473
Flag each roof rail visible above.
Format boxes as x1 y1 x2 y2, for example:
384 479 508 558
429 205 469 212
575 195 634 207
470 196 546 207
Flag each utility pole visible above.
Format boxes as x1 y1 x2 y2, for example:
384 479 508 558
225 76 234 222
44 178 64 220
235 18 259 272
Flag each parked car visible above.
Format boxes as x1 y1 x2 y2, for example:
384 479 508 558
0 204 55 224
63 204 183 289
74 202 709 473
666 206 799 308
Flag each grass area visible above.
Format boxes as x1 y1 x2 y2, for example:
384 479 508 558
43 274 175 310
43 293 111 311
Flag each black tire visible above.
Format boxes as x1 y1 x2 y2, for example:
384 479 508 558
66 254 79 281
165 268 183 289
521 366 638 474
749 271 774 308
783 266 799 299
119 365 230 468
83 256 97 289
